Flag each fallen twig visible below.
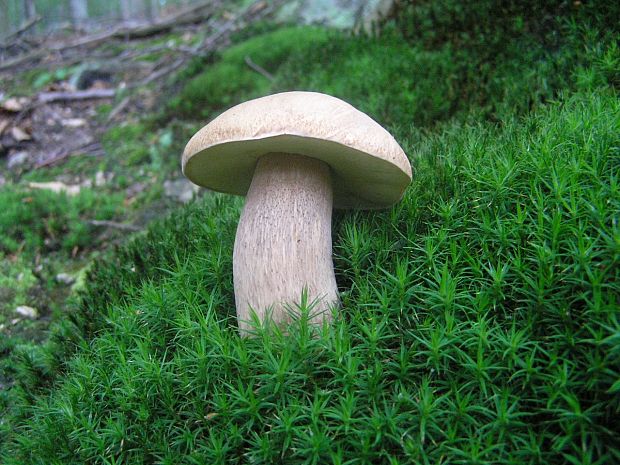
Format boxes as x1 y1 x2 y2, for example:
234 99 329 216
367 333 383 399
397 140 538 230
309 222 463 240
35 142 103 168
38 89 116 103
138 0 279 86
106 96 130 123
244 55 274 81
0 15 42 45
0 48 45 71
87 220 141 231
62 0 220 49
0 2 220 72
140 57 185 85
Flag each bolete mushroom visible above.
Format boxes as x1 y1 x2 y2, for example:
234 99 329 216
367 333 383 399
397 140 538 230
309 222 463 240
182 91 411 333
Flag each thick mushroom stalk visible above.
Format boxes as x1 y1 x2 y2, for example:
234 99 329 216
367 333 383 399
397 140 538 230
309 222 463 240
233 153 338 332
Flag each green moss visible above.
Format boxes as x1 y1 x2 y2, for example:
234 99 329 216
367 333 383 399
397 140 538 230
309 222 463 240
0 257 37 324
168 26 331 119
2 2 620 463
102 123 151 166
4 90 620 464
0 187 123 257
274 34 460 128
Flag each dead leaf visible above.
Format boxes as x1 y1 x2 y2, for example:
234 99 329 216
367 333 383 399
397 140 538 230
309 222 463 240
11 126 31 141
0 119 9 136
1 97 29 112
1 97 23 112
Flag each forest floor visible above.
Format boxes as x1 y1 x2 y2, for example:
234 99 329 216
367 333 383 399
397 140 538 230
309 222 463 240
0 0 275 389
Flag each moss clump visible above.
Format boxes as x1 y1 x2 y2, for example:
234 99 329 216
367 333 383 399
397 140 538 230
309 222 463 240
102 123 151 167
0 187 122 257
168 26 331 119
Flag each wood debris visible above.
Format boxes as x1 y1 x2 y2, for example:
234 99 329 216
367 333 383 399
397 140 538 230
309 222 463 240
28 181 82 196
1 0 284 171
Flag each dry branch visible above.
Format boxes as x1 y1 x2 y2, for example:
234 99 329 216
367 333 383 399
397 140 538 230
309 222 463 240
138 0 280 86
1 15 41 45
0 48 45 71
56 0 220 50
35 142 103 168
0 1 220 72
87 220 141 231
245 55 274 81
38 89 116 103
106 96 130 123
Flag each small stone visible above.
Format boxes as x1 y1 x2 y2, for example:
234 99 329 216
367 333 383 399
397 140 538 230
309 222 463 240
15 305 38 319
125 181 146 198
164 178 200 203
7 150 29 169
95 170 109 186
11 126 31 141
56 273 75 285
1 97 24 112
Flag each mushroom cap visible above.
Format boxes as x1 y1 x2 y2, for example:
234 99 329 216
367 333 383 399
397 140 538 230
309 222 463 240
182 91 412 208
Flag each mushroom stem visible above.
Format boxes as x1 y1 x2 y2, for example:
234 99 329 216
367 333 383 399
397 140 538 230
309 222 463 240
233 152 339 333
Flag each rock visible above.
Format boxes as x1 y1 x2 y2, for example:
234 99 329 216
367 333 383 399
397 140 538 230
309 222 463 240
0 118 9 136
55 273 76 285
7 150 29 169
0 173 6 186
11 126 31 141
164 178 200 203
0 97 29 112
276 0 395 31
61 118 87 128
94 170 113 186
15 305 38 319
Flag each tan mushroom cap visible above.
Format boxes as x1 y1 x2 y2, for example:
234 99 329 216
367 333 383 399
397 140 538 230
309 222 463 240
182 91 412 208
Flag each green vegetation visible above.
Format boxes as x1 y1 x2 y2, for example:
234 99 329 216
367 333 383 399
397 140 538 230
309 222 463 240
0 187 122 256
0 186 123 393
2 1 619 463
168 26 331 119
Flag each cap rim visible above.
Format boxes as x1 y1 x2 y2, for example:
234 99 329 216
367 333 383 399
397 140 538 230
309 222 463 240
183 133 411 209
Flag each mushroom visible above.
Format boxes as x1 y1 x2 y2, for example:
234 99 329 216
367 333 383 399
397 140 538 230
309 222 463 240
182 91 411 333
